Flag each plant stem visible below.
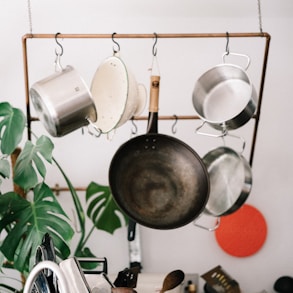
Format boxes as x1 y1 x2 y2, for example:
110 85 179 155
79 224 96 249
52 157 86 254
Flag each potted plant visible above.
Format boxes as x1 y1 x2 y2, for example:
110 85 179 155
0 101 128 292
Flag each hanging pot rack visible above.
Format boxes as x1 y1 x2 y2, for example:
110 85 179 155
22 32 271 170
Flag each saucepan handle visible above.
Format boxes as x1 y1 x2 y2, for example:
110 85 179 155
86 118 102 137
195 121 227 138
222 52 251 71
193 216 221 232
222 132 246 154
196 122 246 153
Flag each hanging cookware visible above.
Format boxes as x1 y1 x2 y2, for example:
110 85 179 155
201 145 252 217
108 75 210 229
192 52 257 131
30 65 96 137
90 52 147 134
30 43 97 137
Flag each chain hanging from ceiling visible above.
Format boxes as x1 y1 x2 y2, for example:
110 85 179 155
27 0 33 34
26 1 264 35
257 0 263 33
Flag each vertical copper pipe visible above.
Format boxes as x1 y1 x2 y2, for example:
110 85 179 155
249 33 271 166
22 35 32 140
11 148 26 198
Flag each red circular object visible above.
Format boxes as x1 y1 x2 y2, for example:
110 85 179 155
215 204 267 257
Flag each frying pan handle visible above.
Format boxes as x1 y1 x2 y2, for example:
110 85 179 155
149 75 160 113
193 216 221 232
222 52 251 71
128 219 136 241
147 75 160 133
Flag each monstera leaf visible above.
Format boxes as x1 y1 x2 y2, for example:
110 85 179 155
0 102 25 155
86 182 128 234
0 182 74 273
13 135 54 191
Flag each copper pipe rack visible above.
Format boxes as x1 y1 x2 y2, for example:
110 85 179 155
22 32 271 177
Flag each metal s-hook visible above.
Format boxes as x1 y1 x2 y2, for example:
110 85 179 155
150 32 160 75
225 32 230 55
54 32 64 71
130 117 138 136
112 32 120 54
172 114 178 134
152 32 158 56
55 32 64 56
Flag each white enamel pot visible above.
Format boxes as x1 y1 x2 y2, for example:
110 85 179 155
192 53 257 131
90 53 147 134
30 65 97 137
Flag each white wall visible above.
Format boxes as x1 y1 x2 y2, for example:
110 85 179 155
1 1 293 292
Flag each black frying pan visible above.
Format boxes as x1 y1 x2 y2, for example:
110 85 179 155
109 76 209 229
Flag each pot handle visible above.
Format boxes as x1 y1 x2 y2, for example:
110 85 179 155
193 216 221 232
222 133 246 154
195 122 246 153
86 118 102 137
222 52 251 71
195 121 228 138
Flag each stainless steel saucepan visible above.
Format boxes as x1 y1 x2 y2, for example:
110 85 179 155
30 65 97 137
192 52 257 131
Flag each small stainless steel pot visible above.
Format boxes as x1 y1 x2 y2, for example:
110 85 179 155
202 146 252 217
192 53 257 130
30 65 97 137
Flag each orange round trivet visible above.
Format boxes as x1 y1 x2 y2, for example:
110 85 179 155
215 204 267 257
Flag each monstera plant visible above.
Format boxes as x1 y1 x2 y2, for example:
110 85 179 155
0 102 128 291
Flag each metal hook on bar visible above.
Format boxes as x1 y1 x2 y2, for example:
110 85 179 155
152 32 158 56
225 32 230 55
55 32 64 56
112 32 120 53
150 32 160 75
172 114 178 134
131 117 138 136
